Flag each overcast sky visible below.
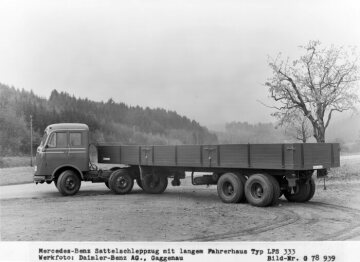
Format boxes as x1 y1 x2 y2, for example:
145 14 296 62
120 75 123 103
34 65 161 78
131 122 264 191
0 0 359 128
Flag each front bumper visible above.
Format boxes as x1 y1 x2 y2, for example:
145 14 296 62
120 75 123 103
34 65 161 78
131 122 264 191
33 165 52 183
33 175 52 183
33 176 46 183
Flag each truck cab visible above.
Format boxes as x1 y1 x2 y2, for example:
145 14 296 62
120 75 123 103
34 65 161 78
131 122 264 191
34 123 89 186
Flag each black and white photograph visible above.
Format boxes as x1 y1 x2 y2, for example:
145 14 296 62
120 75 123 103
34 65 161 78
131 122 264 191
0 0 360 261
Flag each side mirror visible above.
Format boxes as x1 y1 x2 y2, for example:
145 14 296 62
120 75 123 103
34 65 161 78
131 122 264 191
41 145 48 152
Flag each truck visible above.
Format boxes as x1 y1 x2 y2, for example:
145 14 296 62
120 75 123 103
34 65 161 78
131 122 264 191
33 123 340 207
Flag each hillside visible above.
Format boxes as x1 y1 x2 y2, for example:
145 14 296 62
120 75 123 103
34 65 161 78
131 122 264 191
0 83 217 156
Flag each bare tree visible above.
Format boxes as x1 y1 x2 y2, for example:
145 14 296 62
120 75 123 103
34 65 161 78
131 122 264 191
275 108 312 143
266 41 359 142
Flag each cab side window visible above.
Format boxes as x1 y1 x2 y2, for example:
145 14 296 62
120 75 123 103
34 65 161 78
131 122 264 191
70 132 83 147
48 132 67 148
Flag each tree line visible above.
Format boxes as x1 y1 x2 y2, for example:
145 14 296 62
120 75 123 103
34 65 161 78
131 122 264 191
0 84 217 156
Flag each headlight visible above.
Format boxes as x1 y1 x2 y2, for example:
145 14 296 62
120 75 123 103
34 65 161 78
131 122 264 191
34 165 37 172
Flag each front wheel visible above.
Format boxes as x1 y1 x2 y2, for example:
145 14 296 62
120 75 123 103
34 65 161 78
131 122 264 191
57 170 81 196
109 169 134 194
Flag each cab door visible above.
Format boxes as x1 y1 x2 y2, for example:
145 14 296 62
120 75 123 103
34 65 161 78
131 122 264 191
68 131 88 171
44 131 69 175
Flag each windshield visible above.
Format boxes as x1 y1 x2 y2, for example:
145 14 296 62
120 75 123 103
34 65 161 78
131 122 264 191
39 131 48 147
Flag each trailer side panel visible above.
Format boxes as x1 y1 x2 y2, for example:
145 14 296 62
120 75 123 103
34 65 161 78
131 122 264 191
97 143 340 171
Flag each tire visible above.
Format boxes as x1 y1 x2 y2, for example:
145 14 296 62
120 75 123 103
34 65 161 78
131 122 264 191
284 179 311 202
105 181 110 189
136 178 143 189
141 173 168 194
304 178 316 202
267 175 281 206
108 169 134 194
57 170 81 196
217 173 244 203
245 174 274 207
235 173 247 203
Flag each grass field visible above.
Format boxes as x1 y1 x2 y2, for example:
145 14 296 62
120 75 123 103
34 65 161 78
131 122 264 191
0 155 359 186
0 166 34 186
0 156 32 168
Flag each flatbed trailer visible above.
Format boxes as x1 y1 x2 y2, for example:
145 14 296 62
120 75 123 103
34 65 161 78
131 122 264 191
33 123 340 207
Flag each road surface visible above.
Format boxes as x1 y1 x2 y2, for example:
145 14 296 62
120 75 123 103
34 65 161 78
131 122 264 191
1 176 360 241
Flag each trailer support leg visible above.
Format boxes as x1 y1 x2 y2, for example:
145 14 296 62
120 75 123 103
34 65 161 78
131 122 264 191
191 171 195 185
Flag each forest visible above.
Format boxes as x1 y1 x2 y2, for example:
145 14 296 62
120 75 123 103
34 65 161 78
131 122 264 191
0 83 217 156
1 83 359 157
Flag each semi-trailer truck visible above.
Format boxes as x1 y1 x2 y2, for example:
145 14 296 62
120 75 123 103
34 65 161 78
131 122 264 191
33 123 340 207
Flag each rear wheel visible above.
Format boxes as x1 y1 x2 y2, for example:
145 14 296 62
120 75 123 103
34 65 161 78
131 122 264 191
141 173 168 194
235 173 247 203
217 173 245 203
57 170 81 196
284 178 313 202
245 174 274 207
304 178 316 201
267 175 281 206
109 169 134 194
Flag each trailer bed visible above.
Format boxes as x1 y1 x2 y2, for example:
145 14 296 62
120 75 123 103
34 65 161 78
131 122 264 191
97 143 340 171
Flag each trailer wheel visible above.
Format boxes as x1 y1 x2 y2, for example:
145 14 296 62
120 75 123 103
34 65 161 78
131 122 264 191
217 173 244 203
284 179 310 202
109 169 134 194
304 178 316 202
245 174 274 207
57 170 81 196
284 177 315 202
235 173 247 203
141 173 168 194
267 175 281 206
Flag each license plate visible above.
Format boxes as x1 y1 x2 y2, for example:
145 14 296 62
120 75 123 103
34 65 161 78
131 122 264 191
313 165 323 169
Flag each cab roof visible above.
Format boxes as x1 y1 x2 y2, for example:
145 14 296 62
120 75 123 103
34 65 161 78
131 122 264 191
46 123 89 131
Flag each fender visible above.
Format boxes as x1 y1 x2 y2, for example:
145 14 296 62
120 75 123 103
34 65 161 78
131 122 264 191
51 164 84 180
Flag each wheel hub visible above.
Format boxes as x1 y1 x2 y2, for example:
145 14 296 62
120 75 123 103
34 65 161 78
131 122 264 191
116 176 128 189
65 177 75 190
251 183 264 199
223 181 234 196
